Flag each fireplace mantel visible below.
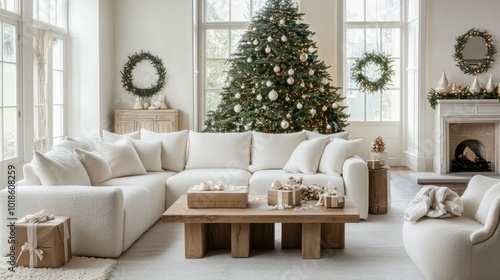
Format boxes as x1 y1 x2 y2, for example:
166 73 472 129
434 100 500 174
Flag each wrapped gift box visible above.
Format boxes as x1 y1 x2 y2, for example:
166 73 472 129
323 194 345 208
15 216 72 268
367 159 381 170
268 188 302 206
187 186 248 208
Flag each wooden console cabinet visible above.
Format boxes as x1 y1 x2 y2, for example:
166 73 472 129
115 109 178 134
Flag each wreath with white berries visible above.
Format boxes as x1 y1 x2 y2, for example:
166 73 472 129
120 50 166 98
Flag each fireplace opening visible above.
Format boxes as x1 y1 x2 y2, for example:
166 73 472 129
451 139 491 172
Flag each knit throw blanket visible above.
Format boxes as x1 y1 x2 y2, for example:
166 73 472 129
404 185 464 223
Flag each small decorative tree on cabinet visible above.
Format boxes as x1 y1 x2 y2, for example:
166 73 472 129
204 0 348 133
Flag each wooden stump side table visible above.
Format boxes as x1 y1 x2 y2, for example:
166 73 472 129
368 166 391 214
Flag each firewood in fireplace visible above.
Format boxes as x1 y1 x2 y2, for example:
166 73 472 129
462 146 478 162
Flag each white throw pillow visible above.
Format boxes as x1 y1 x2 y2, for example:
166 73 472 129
140 129 189 172
31 147 91 186
96 138 146 178
74 148 112 185
185 131 252 170
23 163 42 186
283 137 330 174
130 139 163 172
249 131 307 172
305 130 350 140
319 138 362 175
102 130 140 143
65 136 99 151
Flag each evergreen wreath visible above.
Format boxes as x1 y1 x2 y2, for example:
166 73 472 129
351 51 394 93
121 50 166 98
453 28 496 76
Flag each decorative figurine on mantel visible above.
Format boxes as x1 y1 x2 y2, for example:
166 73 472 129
133 97 143 110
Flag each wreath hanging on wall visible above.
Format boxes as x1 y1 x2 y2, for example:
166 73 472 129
351 51 394 93
121 50 166 98
453 28 496 76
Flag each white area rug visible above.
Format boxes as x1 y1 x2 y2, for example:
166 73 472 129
1 256 116 280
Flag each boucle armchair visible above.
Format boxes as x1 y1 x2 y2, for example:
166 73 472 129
402 175 500 279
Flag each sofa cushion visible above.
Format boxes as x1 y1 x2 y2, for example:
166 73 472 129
102 130 140 143
283 137 330 174
32 147 91 186
475 183 500 225
130 139 163 172
250 131 307 172
319 138 362 175
140 129 188 172
185 131 252 170
64 136 99 151
249 170 344 195
74 148 113 185
96 138 146 178
305 130 350 140
166 169 252 209
23 163 42 186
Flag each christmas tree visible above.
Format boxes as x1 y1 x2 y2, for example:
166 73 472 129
204 0 348 133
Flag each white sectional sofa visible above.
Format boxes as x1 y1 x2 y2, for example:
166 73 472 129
0 129 368 258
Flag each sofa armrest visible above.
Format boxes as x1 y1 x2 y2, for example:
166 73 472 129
470 196 500 244
0 185 125 258
342 156 369 219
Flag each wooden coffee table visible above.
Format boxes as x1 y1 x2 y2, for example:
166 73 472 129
161 195 359 259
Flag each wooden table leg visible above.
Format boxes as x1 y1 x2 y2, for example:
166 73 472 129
251 223 274 249
184 223 207 258
302 223 321 259
321 223 345 249
231 223 250 258
282 223 302 249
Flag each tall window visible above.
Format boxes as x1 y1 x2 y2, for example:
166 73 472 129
0 0 20 14
343 0 402 121
33 0 67 30
199 0 266 124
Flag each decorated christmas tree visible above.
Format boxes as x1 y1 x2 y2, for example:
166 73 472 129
204 0 348 133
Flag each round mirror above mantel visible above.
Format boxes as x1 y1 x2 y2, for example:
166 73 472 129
453 28 497 75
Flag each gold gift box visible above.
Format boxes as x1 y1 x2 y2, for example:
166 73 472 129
268 188 302 206
15 216 72 268
187 186 248 208
323 195 345 208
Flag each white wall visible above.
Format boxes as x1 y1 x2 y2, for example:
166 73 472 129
99 0 116 132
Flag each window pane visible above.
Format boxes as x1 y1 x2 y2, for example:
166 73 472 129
346 59 356 88
381 28 400 57
345 90 364 121
3 23 16 63
367 0 401 21
230 29 245 54
53 105 63 137
39 0 49 23
2 0 20 14
382 90 400 121
206 59 228 89
3 107 16 159
231 0 251 21
345 0 364 21
56 0 64 27
251 0 266 17
49 0 57 25
206 0 229 22
366 91 381 121
3 63 16 106
390 59 401 88
206 89 222 112
53 38 63 70
366 28 378 52
53 71 63 104
346 29 364 57
206 29 229 58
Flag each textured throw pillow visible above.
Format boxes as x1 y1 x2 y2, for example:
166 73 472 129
96 138 146 178
305 130 350 140
65 136 99 151
283 137 330 174
185 131 252 170
130 139 163 172
319 138 362 175
31 147 91 186
23 163 42 186
102 130 140 143
250 131 307 172
140 129 189 172
74 148 112 185
475 183 500 224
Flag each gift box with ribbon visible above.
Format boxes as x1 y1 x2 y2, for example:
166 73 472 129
187 182 248 208
15 210 72 268
267 179 302 206
316 190 345 208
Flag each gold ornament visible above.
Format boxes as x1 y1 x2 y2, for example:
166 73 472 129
371 136 386 152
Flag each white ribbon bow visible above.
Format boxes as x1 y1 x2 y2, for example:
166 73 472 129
17 223 44 267
20 209 54 224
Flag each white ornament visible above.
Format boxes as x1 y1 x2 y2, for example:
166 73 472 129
224 82 231 88
228 76 234 82
244 124 252 131
309 69 315 76
297 102 303 109
266 80 273 87
285 96 290 101
273 65 281 73
435 71 451 93
296 20 301 25
263 105 267 109
451 81 458 93
288 68 295 75
310 108 316 115
253 39 259 45
241 85 245 89
300 82 305 87
281 35 287 42
308 46 315 53
279 18 286 25
254 47 259 52
234 104 242 113
332 103 339 109
256 94 263 101
247 57 253 63
485 74 495 93
319 87 325 93
235 93 241 99
322 106 328 111
326 124 332 130
219 95 224 100
143 102 150 109
470 76 481 93
267 36 273 42
322 78 328 85
281 120 289 129
268 89 278 101
302 95 307 99
300 53 308 62
287 77 295 85
265 46 271 53
286 113 292 119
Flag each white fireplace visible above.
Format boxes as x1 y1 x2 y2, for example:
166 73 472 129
434 100 500 174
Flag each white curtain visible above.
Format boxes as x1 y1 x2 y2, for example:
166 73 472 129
33 28 52 153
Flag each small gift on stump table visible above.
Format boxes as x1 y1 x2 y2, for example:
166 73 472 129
15 210 72 268
268 177 303 206
317 187 345 208
187 181 248 208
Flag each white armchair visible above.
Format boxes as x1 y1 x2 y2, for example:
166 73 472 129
402 175 500 279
